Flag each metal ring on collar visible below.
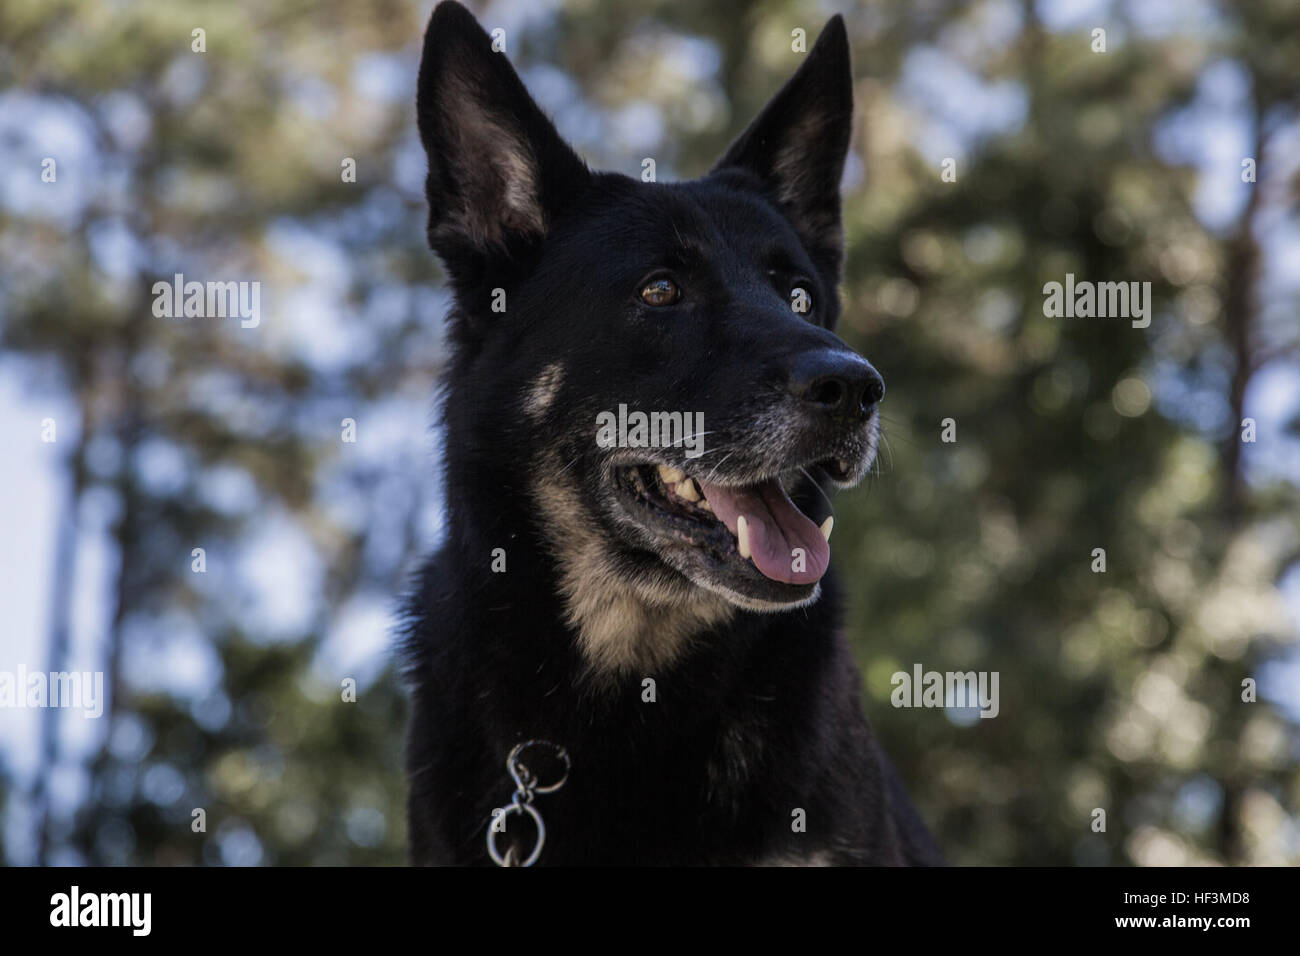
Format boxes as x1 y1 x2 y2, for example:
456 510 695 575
507 740 571 795
486 799 545 867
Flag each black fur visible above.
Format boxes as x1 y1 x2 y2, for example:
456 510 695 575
403 1 943 866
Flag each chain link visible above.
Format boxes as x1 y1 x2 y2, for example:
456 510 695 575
486 740 570 867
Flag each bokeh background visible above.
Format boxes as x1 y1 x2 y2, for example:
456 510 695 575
2 0 1298 866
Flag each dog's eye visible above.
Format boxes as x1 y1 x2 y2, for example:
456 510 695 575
791 285 813 314
639 276 681 307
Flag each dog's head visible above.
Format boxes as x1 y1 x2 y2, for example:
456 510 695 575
417 2 882 668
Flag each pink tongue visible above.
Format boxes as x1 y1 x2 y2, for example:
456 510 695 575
697 478 830 585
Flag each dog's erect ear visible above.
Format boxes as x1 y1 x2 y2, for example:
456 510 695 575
712 16 853 272
416 2 588 267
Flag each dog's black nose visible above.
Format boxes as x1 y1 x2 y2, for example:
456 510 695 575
787 349 884 418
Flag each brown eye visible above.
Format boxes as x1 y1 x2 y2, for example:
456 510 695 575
639 276 681 306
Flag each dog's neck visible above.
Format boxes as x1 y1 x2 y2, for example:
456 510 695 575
441 420 749 676
554 554 737 677
525 451 738 676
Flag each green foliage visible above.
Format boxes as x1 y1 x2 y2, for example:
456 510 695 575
2 0 1296 865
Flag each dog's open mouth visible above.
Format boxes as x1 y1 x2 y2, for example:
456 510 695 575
613 461 842 590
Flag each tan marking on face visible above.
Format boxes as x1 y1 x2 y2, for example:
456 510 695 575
529 450 734 676
525 363 565 420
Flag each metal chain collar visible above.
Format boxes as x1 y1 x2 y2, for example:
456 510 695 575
486 739 571 867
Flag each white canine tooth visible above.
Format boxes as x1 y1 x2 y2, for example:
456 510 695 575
737 515 752 559
676 478 700 502
820 516 834 542
658 464 685 484
837 459 849 475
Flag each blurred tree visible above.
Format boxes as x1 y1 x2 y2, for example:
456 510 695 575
0 0 1295 866
1 0 432 864
821 0 1300 865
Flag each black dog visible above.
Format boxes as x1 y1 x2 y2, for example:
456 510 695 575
403 0 942 866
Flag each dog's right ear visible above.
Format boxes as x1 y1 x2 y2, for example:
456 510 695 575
416 2 588 272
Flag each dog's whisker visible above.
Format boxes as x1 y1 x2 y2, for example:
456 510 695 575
873 417 921 450
700 449 740 484
685 442 738 461
879 432 896 472
796 465 836 512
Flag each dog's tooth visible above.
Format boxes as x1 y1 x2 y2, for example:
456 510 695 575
820 516 834 542
658 464 685 484
676 478 700 502
737 515 752 559
836 458 849 475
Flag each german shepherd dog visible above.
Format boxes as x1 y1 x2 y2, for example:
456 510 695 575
404 1 942 866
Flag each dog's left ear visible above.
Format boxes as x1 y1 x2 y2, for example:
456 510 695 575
712 15 853 274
